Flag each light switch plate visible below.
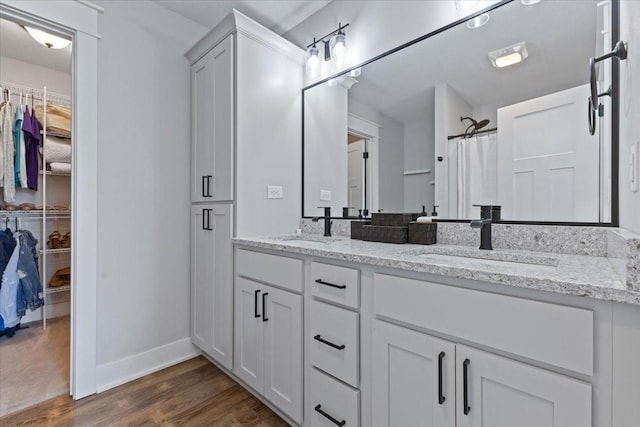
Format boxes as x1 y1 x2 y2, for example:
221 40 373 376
320 189 332 201
631 142 639 192
267 186 283 199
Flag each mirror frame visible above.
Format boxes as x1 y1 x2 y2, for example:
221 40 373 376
301 0 620 226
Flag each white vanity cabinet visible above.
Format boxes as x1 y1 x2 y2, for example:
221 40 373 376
191 35 234 203
234 249 304 424
190 204 233 369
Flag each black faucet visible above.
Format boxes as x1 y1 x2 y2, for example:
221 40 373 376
470 205 493 250
313 206 332 237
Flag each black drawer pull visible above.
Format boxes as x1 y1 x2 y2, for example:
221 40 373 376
206 175 213 197
201 176 206 198
314 404 346 426
463 358 470 415
202 209 213 231
254 290 260 318
314 335 345 350
315 279 346 289
262 293 269 322
438 351 445 405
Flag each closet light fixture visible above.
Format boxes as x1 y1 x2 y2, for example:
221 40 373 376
305 22 349 76
488 41 528 68
455 0 480 11
466 13 490 29
24 26 71 49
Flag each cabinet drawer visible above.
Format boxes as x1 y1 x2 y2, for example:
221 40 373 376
374 273 594 376
236 249 303 293
309 368 360 427
310 261 360 309
310 300 359 387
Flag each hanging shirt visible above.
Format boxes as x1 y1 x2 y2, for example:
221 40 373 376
22 105 40 191
1 101 16 201
13 103 23 186
18 104 28 188
0 238 21 328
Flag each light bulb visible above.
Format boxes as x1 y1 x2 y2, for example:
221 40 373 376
331 33 346 59
455 0 480 11
306 45 320 77
466 13 490 29
328 78 337 87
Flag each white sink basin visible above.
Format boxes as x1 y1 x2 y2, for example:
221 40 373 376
405 246 559 267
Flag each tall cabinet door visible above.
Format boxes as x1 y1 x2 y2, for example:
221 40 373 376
234 276 264 393
263 285 303 424
190 204 233 369
456 345 592 427
372 320 456 427
191 35 234 203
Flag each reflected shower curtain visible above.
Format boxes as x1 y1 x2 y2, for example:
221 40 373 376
456 133 498 218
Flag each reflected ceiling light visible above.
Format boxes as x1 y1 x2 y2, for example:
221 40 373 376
327 78 337 87
24 26 71 49
305 22 350 76
488 41 529 68
455 0 480 11
466 13 490 29
348 67 362 77
521 0 542 5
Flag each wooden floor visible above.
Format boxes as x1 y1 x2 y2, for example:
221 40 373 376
0 316 70 417
0 356 288 426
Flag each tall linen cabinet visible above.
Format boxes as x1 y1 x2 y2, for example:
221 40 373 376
186 7 304 409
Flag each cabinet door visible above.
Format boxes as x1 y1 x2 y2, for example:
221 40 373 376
456 345 592 427
190 205 233 369
263 285 303 424
191 35 234 202
372 320 455 427
234 276 264 393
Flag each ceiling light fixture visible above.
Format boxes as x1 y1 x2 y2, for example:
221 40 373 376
488 41 529 68
455 0 480 11
24 26 71 49
521 0 542 5
466 13 490 29
305 22 349 76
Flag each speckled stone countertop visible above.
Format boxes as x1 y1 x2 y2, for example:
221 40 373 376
233 235 640 306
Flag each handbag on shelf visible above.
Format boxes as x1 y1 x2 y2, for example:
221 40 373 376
49 267 71 287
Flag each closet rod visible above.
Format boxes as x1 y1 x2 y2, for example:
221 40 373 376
0 81 71 107
447 127 497 140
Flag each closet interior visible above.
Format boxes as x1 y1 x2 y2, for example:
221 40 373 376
0 16 73 416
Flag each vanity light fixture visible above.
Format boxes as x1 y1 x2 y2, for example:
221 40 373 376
348 67 362 77
455 0 480 11
305 22 349 76
24 26 71 49
466 13 490 29
521 0 542 5
488 41 528 68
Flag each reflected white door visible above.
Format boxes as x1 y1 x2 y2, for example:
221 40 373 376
497 84 598 221
347 139 365 213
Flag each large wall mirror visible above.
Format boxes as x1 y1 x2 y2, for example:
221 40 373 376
302 0 619 224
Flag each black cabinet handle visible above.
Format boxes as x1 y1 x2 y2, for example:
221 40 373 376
206 175 213 197
438 351 445 405
314 404 346 426
254 290 260 318
262 293 269 322
201 176 206 198
202 209 212 231
315 279 347 289
463 358 470 415
313 334 345 350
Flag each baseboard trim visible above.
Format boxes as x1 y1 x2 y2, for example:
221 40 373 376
96 338 201 393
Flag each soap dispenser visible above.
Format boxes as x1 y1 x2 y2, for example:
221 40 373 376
421 205 427 216
431 205 439 217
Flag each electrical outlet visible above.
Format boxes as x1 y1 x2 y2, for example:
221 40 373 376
267 186 283 199
631 142 639 192
320 189 332 201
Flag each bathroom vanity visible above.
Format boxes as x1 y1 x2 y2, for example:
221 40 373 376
233 227 640 427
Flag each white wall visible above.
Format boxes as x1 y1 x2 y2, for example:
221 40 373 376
619 1 640 233
348 98 404 212
0 55 71 95
303 81 348 217
236 32 303 235
284 0 501 85
93 0 207 375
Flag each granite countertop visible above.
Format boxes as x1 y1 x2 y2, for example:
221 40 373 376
233 235 640 306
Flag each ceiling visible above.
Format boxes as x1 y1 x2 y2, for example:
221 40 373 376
154 0 333 35
342 0 599 123
0 18 72 73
